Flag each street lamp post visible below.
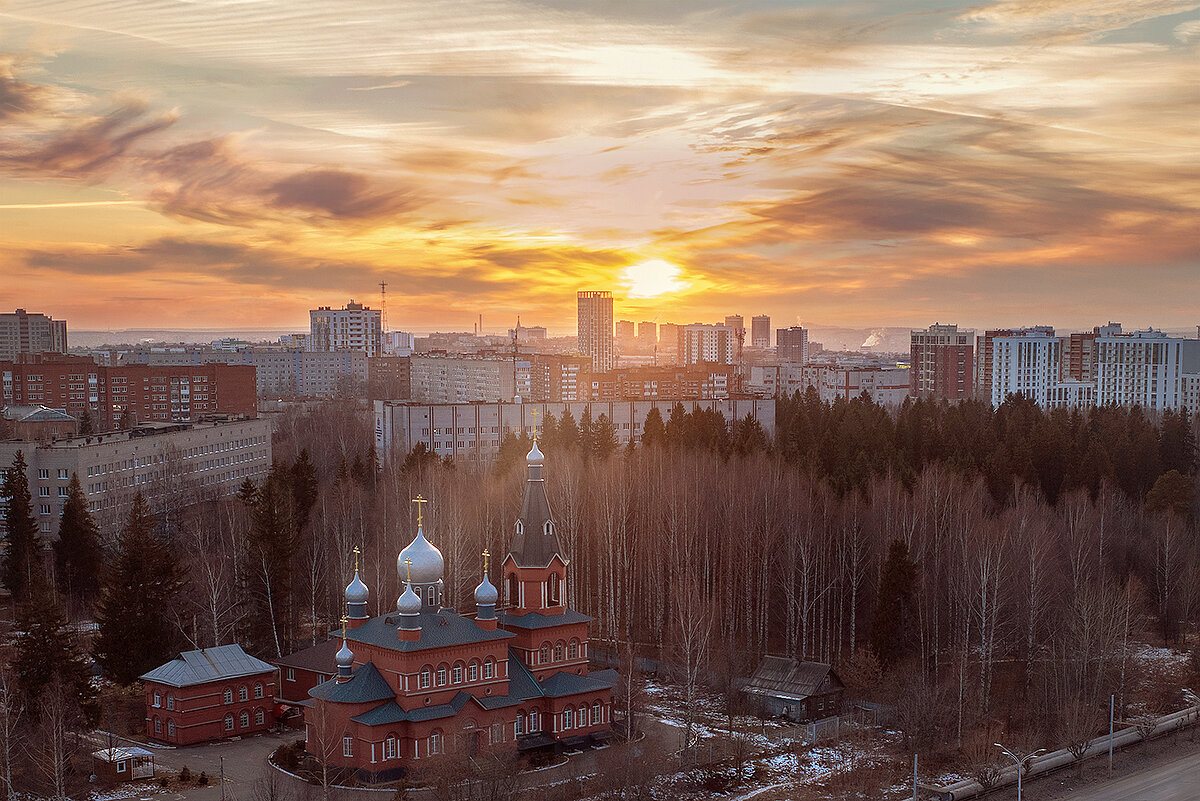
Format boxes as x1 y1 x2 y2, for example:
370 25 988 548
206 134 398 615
994 743 1046 801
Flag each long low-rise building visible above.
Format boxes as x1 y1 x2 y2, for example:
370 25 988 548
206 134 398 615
749 363 911 407
374 399 775 462
0 417 272 535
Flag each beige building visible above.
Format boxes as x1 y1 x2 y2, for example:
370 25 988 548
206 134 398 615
309 300 382 357
0 309 67 360
0 418 272 536
577 291 614 373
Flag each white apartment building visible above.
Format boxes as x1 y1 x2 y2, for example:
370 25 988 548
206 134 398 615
990 330 1061 407
374 399 775 462
0 418 272 536
1095 329 1200 412
679 324 735 365
309 301 382 357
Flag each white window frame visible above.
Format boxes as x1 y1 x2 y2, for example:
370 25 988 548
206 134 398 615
468 663 479 682
223 688 232 704
224 715 234 732
239 686 248 702
436 667 447 687
484 660 494 679
452 665 463 684
418 668 431 689
254 683 264 699
343 736 354 757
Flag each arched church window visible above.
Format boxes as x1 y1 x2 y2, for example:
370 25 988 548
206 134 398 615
419 667 431 689
568 640 579 660
507 574 519 605
554 642 564 662
547 572 560 605
592 702 601 724
452 664 463 684
539 644 550 664
484 659 495 679
436 666 448 686
468 661 479 682
430 730 443 755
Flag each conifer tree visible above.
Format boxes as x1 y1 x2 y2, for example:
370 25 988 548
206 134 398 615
870 539 919 670
290 449 319 536
1 451 38 605
52 474 102 605
556 409 581 451
592 413 619 458
78 407 94 435
579 407 596 455
247 464 298 656
95 493 186 685
640 407 666 447
13 568 98 724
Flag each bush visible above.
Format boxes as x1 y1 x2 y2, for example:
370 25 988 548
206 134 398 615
158 776 172 790
179 766 192 783
197 772 208 786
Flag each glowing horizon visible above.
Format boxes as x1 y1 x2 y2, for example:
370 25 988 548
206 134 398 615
1 1 1198 332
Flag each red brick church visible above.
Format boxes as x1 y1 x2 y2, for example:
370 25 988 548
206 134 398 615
305 439 616 781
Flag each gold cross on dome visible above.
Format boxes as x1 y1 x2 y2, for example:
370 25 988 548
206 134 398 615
412 494 428 527
404 557 413 584
483 549 490 574
352 545 360 572
530 407 539 439
341 613 348 639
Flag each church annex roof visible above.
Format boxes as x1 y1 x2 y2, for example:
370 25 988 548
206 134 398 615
351 691 476 725
309 662 395 704
140 644 274 688
275 637 339 673
474 647 544 709
347 609 514 652
539 669 619 698
498 609 593 629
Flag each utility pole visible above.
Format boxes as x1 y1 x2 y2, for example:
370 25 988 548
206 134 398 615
912 753 918 801
219 756 225 801
1109 694 1115 775
379 281 387 355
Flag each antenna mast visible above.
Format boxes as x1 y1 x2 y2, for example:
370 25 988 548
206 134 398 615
379 281 388 334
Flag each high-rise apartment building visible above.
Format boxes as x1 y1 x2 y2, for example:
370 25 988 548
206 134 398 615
751 315 771 348
577 291 614 373
679 324 735 365
776 326 809 363
0 309 68 360
724 315 744 334
989 329 1061 408
1095 328 1200 412
309 300 382 356
975 326 1053 401
637 321 657 348
615 320 636 342
1062 323 1122 382
909 323 973 400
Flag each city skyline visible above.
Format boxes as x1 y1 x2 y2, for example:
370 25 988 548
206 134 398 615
2 1 1199 331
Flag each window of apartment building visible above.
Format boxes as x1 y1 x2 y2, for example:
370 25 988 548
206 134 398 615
38 469 49 479
39 504 50 515
39 487 49 497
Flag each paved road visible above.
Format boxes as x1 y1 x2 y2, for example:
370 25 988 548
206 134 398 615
1062 750 1200 801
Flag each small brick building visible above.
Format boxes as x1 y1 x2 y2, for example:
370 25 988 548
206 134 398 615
141 644 277 745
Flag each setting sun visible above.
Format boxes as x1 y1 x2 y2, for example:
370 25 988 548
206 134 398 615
623 259 685 298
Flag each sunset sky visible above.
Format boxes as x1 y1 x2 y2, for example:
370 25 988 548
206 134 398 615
2 1 1199 333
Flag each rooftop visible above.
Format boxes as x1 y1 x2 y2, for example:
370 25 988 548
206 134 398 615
140 644 275 688
346 609 514 652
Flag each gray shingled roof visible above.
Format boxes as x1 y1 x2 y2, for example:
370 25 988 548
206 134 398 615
276 637 339 673
742 657 841 702
347 609 514 652
309 662 395 704
498 609 593 629
540 669 618 698
140 644 274 688
475 647 544 709
351 692 476 725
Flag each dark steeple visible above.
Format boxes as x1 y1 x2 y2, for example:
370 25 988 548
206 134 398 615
508 440 567 569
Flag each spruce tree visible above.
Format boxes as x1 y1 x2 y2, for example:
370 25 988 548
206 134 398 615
95 493 186 685
13 568 99 724
640 407 666 448
869 539 919 670
78 407 94 435
247 465 298 657
290 449 319 536
556 409 581 451
53 474 102 605
1 451 38 605
592 413 619 458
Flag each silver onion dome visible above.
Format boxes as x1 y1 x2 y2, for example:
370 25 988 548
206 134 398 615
526 439 545 466
345 570 369 604
397 524 444 585
474 572 498 606
397 583 421 616
335 640 354 668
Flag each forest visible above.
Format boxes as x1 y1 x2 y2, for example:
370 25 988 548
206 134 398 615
3 389 1200 794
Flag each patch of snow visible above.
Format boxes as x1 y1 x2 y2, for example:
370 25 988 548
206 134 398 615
88 782 162 801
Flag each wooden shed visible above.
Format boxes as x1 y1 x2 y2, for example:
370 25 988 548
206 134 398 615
92 746 154 783
742 657 845 722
